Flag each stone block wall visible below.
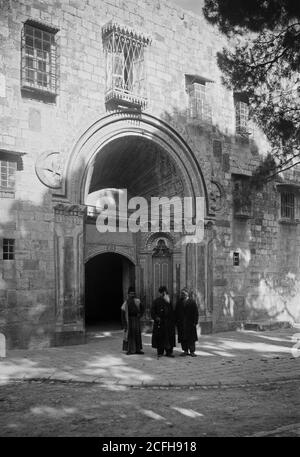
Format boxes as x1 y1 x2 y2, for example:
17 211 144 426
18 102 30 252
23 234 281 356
0 0 299 348
0 193 56 348
212 176 300 330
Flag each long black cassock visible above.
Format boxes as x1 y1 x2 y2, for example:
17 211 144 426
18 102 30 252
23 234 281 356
151 297 176 352
121 298 144 353
175 297 199 346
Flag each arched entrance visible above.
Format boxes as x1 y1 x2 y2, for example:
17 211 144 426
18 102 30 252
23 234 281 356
59 111 208 206
83 134 186 317
85 252 135 328
53 112 213 343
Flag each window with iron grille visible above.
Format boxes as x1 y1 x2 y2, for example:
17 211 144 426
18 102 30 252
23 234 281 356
3 239 15 260
233 252 240 266
281 191 296 219
187 82 212 123
235 101 249 134
102 22 151 110
21 20 58 100
0 159 17 191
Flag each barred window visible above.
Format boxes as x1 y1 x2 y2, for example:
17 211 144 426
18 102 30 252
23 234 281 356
233 252 240 266
0 160 17 190
21 20 58 99
102 22 150 110
235 101 249 134
3 239 15 260
281 191 295 219
187 82 212 123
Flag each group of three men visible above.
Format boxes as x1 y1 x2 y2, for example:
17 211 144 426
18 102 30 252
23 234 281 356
121 286 199 357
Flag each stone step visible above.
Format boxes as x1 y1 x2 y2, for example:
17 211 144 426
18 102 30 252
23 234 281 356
243 321 293 332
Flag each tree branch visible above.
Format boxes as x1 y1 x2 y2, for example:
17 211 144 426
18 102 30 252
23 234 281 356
266 160 300 182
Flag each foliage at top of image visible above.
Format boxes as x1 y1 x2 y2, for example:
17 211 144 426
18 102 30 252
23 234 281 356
203 0 300 34
203 0 300 178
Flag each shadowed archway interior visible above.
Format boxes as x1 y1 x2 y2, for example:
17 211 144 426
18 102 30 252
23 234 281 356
87 135 185 200
85 252 135 327
84 135 191 329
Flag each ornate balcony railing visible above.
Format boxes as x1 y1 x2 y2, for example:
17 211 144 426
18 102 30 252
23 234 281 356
102 22 151 110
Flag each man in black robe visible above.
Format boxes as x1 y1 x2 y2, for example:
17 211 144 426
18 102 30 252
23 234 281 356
151 286 176 358
121 287 144 355
175 288 199 357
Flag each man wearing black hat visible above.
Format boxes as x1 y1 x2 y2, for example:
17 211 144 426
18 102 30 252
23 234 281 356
175 288 199 357
151 286 176 358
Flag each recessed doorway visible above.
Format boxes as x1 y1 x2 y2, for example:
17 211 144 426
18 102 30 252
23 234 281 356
85 252 135 330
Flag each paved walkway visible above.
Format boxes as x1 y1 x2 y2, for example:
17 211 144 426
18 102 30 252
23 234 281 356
1 327 300 390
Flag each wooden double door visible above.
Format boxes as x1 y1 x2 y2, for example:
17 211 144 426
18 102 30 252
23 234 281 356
152 255 173 299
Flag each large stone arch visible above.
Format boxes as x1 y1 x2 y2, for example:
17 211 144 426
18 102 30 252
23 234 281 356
52 111 213 343
58 110 209 214
85 244 137 265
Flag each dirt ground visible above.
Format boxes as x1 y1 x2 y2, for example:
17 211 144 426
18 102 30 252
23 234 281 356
0 379 299 437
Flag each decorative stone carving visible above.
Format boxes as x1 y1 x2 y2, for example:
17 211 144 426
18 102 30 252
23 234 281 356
35 151 63 189
145 231 175 250
85 243 136 265
64 112 206 213
54 203 85 330
204 220 215 230
209 181 224 213
152 239 171 257
54 203 86 225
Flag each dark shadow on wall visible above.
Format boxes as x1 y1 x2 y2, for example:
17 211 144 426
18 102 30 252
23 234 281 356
69 106 300 335
1 107 300 352
85 252 123 325
0 188 56 350
159 107 300 327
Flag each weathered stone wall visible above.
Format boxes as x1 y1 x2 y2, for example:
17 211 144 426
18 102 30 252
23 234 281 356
211 161 300 330
0 195 55 349
0 0 232 159
0 0 299 348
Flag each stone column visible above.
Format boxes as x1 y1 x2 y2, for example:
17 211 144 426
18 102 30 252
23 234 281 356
139 252 152 329
198 221 215 334
173 249 182 302
185 242 197 291
53 203 86 346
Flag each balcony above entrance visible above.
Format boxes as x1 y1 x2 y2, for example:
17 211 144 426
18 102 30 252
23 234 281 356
102 21 151 110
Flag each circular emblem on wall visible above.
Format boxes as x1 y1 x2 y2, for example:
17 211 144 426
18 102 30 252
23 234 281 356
210 181 224 212
35 151 63 189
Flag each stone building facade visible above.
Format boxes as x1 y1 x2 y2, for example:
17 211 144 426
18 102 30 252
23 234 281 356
0 0 299 349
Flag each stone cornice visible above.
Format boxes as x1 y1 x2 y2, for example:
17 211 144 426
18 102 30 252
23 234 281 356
54 203 86 217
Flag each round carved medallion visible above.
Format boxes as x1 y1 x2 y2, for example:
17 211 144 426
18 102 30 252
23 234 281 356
210 181 224 212
35 151 62 189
